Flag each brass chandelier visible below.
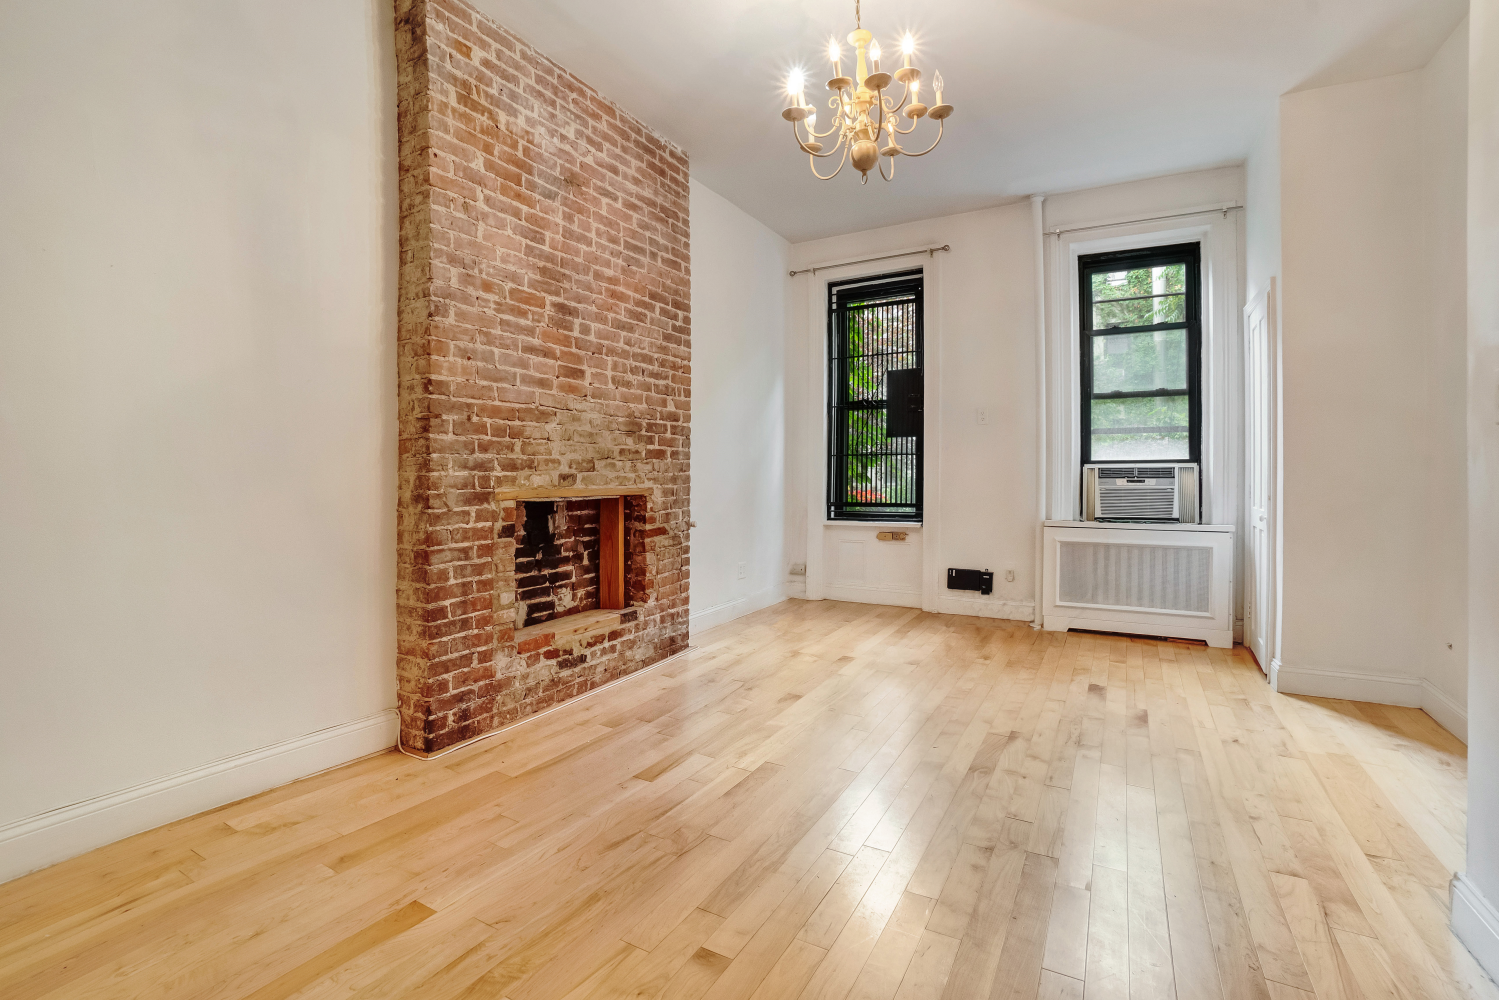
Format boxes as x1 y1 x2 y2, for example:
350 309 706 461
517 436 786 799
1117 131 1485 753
781 0 954 183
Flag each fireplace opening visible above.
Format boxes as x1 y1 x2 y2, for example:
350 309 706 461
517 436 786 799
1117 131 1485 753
512 495 630 632
514 499 599 629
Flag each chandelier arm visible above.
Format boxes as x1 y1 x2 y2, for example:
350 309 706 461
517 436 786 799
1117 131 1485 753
884 85 910 117
899 119 946 157
878 155 893 182
811 143 850 180
804 115 841 140
891 114 919 135
792 118 845 158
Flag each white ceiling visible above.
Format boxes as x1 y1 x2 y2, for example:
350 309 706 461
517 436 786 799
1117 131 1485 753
475 0 1467 242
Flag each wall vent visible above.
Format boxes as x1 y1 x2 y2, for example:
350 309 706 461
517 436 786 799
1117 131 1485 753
1057 540 1212 615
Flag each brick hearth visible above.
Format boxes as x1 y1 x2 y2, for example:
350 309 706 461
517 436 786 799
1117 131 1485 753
394 0 690 754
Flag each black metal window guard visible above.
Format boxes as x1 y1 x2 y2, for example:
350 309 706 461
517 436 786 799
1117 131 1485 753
827 270 924 522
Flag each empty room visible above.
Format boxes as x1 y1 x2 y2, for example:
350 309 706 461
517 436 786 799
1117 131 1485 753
3 0 1499 998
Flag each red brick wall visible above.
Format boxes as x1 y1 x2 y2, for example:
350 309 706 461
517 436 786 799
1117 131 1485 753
395 0 690 754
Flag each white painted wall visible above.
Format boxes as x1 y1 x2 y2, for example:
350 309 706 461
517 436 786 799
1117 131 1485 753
1245 119 1282 306
1419 21 1471 719
1276 31 1469 737
784 167 1243 622
0 0 399 880
1455 0 1499 978
687 180 790 633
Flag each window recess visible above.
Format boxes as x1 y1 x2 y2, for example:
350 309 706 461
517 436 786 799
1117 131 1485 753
827 270 924 522
1079 242 1202 465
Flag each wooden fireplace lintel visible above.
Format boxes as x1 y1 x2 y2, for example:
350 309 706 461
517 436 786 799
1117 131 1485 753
495 486 651 501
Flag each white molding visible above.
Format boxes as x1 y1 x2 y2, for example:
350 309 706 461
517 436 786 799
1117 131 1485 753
689 586 786 635
930 595 1036 621
823 584 923 608
1272 665 1468 743
1452 873 1499 980
1421 679 1469 744
0 709 399 884
1274 664 1423 706
1044 212 1240 527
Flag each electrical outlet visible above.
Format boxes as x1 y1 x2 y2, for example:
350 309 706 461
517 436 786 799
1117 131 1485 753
789 562 806 576
1004 567 1016 583
737 562 747 580
976 408 989 425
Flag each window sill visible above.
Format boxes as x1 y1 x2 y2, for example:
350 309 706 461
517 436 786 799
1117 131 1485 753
823 521 924 528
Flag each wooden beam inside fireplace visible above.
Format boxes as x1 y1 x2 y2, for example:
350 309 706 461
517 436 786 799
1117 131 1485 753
599 496 625 610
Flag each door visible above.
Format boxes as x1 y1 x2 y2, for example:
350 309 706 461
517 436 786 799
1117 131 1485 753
1243 282 1275 672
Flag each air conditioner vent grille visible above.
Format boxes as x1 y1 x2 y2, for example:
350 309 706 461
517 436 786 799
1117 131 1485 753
1097 486 1176 520
1096 465 1176 480
1057 541 1212 615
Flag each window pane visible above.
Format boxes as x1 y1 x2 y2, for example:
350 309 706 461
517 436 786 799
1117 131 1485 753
841 303 919 402
1091 329 1187 393
841 408 919 508
1091 395 1190 460
1093 294 1185 329
1091 263 1185 301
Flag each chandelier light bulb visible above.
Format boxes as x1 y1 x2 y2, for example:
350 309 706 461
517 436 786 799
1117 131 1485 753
787 68 805 97
933 69 944 103
869 40 881 69
901 33 915 68
828 37 841 63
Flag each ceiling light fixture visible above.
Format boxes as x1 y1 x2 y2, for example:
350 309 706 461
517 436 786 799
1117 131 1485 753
782 0 953 184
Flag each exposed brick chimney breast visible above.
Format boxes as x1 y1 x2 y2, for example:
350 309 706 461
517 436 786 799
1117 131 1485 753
395 0 690 754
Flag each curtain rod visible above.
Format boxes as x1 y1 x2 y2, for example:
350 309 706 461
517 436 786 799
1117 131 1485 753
788 244 950 277
1046 205 1243 238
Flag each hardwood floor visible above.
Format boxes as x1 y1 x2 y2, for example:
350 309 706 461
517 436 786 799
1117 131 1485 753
1 600 1492 1000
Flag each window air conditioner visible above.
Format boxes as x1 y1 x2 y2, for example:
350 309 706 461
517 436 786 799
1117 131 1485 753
1082 463 1198 523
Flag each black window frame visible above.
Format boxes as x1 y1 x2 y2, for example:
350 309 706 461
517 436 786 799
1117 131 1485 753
826 269 924 523
1078 242 1202 467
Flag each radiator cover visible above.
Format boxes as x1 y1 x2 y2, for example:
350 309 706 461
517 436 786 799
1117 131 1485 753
1042 522 1235 647
1057 541 1212 615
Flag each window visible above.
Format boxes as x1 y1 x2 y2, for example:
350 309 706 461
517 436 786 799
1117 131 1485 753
827 270 923 522
1079 243 1201 464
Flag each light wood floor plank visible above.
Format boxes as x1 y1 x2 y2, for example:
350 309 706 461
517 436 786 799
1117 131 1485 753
0 602 1488 1000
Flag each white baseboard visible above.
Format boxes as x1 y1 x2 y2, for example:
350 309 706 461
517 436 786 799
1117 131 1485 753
689 585 786 635
1272 665 1467 743
1420 679 1469 744
823 584 922 608
928 595 1036 622
1453 873 1499 980
0 709 399 884
1273 664 1423 706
